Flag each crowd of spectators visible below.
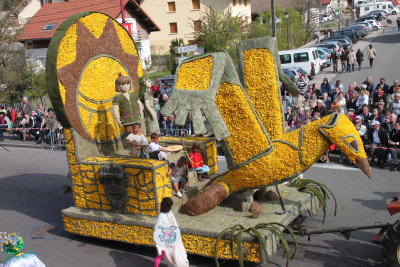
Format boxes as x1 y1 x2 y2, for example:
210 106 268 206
3 78 399 171
0 97 63 145
150 82 212 137
281 76 400 171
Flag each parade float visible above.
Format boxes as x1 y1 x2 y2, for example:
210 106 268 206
46 12 371 265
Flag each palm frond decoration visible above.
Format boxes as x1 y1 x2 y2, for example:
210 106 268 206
289 178 337 223
214 222 298 267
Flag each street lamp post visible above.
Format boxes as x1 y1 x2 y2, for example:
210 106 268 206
285 11 289 49
337 0 341 30
271 0 277 39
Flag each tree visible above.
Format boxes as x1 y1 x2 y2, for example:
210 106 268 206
248 7 307 50
0 4 45 103
190 7 248 58
166 38 184 74
293 0 320 40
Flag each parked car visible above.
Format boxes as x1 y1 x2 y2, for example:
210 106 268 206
318 46 334 54
283 67 310 83
278 48 321 77
321 13 334 22
377 2 399 15
345 25 367 38
353 21 373 32
367 9 389 19
331 29 359 43
315 47 331 68
282 69 296 83
365 19 381 30
315 41 344 55
356 15 375 22
322 34 352 43
321 36 352 49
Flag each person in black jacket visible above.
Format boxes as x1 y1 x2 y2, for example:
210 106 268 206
340 52 348 73
331 48 339 73
388 122 400 171
375 77 390 94
28 110 42 141
356 48 364 71
367 120 389 168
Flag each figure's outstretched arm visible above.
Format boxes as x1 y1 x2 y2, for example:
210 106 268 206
112 104 122 127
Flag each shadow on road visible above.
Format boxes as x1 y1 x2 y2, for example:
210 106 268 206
109 250 155 267
352 191 398 211
370 32 400 44
0 173 72 226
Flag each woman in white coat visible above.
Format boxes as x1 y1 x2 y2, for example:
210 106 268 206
153 197 189 267
348 49 357 72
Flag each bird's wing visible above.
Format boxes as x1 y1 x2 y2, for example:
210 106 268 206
236 37 299 140
161 52 273 168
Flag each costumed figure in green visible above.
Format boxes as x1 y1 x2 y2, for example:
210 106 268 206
0 232 45 267
141 76 160 135
112 74 144 135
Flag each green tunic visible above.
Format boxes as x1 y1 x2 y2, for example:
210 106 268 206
144 90 160 134
112 92 140 126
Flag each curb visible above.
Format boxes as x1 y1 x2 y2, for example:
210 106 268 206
0 141 65 151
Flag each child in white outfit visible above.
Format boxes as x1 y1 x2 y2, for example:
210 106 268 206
126 123 149 158
148 132 167 160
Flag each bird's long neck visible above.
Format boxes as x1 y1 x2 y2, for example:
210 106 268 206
282 115 332 166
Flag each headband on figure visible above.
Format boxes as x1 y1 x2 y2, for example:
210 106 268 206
0 232 24 256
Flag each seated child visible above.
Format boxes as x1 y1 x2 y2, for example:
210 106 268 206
126 123 149 158
168 157 188 198
148 132 167 160
189 143 210 181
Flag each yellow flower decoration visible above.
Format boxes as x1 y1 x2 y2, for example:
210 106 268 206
176 56 213 90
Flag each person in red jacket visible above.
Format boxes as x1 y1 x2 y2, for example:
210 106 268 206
6 106 16 123
188 143 210 181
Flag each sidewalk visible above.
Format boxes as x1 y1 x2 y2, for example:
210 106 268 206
310 15 398 86
0 132 65 151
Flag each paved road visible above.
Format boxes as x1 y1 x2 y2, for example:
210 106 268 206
0 145 399 267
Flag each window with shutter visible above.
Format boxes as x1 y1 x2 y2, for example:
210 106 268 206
194 20 201 32
169 22 178 33
167 2 176 12
192 0 200 10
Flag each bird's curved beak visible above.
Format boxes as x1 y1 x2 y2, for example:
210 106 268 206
355 157 372 179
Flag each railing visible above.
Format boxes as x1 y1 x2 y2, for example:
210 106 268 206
6 127 65 150
160 128 190 137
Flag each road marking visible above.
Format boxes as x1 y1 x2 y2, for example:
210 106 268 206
311 163 359 171
218 156 359 172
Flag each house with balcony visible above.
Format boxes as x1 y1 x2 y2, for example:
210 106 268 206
138 0 251 54
17 0 159 70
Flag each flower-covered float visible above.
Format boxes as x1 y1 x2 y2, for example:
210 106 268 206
46 12 371 265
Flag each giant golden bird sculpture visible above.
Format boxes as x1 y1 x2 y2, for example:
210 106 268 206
161 37 371 216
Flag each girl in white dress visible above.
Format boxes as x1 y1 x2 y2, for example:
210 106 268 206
0 233 45 267
153 197 189 267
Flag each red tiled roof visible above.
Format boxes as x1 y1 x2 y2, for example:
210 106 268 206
18 0 159 41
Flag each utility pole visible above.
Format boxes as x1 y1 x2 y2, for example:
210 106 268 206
337 0 341 30
271 0 277 39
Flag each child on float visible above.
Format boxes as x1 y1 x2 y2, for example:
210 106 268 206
153 197 188 267
148 132 167 160
126 123 149 158
168 157 188 198
0 232 45 267
188 143 210 181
